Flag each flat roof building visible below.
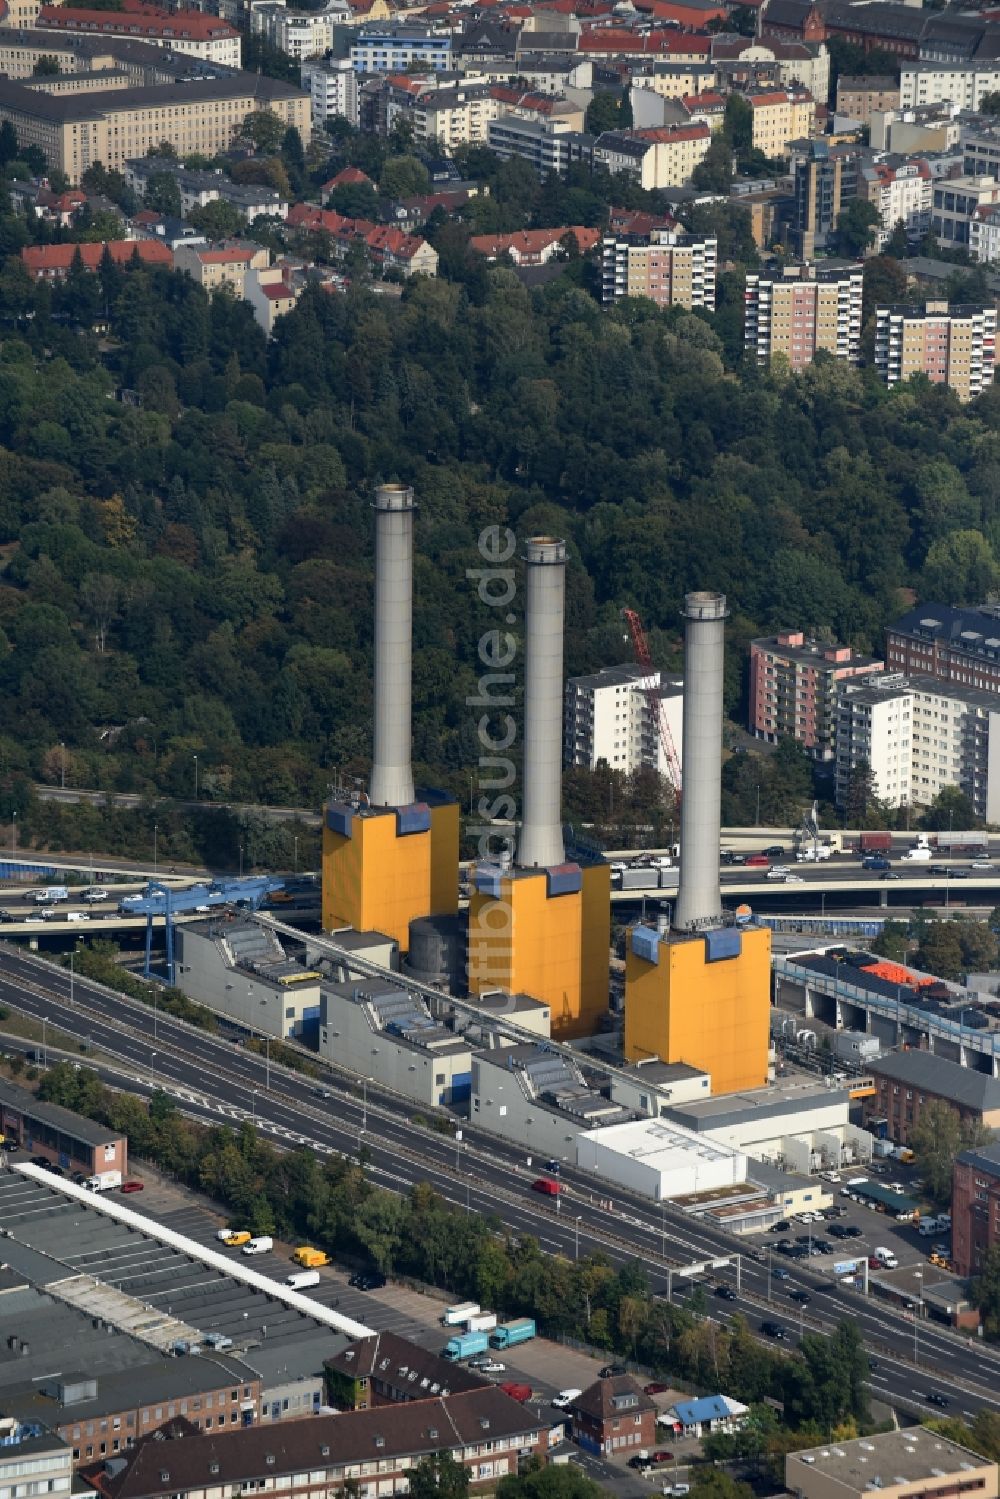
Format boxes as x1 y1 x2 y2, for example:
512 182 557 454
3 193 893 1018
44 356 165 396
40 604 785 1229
0 1076 126 1177
787 1428 998 1499
575 1115 747 1201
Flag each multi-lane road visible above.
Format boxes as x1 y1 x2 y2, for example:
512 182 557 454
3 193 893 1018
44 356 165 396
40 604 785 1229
1 943 999 1420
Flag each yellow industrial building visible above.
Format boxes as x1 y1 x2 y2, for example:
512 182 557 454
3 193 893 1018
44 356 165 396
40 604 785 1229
322 796 458 954
467 860 610 1040
624 921 771 1095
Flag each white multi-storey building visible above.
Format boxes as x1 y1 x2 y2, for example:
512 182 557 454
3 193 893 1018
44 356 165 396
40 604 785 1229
254 7 335 59
860 158 931 249
900 63 1000 111
350 24 451 74
564 664 683 780
301 57 359 128
836 672 1000 820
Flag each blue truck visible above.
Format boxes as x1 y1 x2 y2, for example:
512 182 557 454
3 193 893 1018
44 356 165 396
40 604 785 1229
490 1319 536 1350
442 1330 490 1362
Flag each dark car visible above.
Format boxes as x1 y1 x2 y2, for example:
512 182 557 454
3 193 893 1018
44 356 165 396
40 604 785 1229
714 1285 737 1301
789 1289 811 1304
770 1220 791 1233
628 1457 652 1472
544 1159 562 1174
0 910 12 922
827 1224 848 1238
644 1383 669 1396
951 869 968 878
795 1235 813 1245
771 1267 790 1282
763 845 785 857
70 1171 88 1184
599 1364 626 1378
928 865 949 875
349 1270 387 1291
843 1225 863 1238
760 1322 787 1340
926 1392 949 1409
868 1359 878 1372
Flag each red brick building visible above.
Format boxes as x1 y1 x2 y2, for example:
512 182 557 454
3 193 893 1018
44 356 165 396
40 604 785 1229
952 1140 1000 1277
865 1052 1000 1150
0 1076 127 1178
567 1377 657 1457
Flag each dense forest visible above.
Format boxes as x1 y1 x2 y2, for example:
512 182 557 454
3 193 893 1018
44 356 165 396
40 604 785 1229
2 161 1000 846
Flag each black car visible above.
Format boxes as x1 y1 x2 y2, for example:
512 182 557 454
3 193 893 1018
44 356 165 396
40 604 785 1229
628 1457 652 1471
843 1225 863 1238
714 1285 737 1301
827 1224 849 1238
545 1159 562 1174
795 1235 813 1245
868 1359 878 1372
760 1322 787 1340
928 865 949 875
789 1289 811 1304
951 869 969 878
763 845 785 857
599 1364 627 1378
349 1270 387 1291
0 910 12 922
926 1392 949 1408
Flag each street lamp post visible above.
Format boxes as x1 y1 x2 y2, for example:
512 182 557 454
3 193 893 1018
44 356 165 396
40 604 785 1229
193 755 199 801
362 1076 368 1134
69 951 74 1010
661 1202 666 1261
59 742 65 790
239 845 244 880
149 1048 156 1087
575 1215 581 1261
153 823 158 878
41 1014 47 1069
293 837 298 875
914 1271 923 1365
12 810 16 858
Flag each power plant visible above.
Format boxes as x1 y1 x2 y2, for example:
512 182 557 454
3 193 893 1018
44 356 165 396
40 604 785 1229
321 483 459 953
320 507 768 1086
624 592 771 1094
467 537 610 1039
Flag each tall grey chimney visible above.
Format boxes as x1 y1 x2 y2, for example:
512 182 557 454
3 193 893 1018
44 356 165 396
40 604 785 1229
673 591 728 932
518 537 567 870
369 483 415 810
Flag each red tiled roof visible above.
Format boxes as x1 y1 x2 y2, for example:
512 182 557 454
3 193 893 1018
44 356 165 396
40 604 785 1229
37 2 237 37
322 166 374 191
489 84 556 111
682 89 725 108
21 239 172 273
469 225 601 256
633 123 711 141
580 24 711 51
746 89 790 104
260 282 296 300
197 247 255 263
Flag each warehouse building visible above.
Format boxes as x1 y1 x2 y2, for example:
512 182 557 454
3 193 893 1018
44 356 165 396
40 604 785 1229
471 1044 631 1165
174 917 321 1041
786 1428 998 1499
864 1050 1000 1144
575 1116 747 1201
0 1077 126 1178
664 1076 871 1175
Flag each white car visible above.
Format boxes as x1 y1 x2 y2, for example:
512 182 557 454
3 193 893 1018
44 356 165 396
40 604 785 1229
552 1389 582 1410
82 887 109 902
971 860 992 870
65 911 91 923
477 1361 506 1374
784 874 804 883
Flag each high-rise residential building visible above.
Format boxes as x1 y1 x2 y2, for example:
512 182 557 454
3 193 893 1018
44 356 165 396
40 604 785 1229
874 301 997 402
744 263 864 369
564 664 683 779
860 158 931 249
887 602 1000 692
301 58 359 129
788 139 862 257
601 224 716 309
902 62 1000 112
835 670 1000 818
749 631 883 761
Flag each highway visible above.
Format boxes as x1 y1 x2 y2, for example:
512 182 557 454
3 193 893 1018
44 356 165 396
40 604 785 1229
1 944 999 1420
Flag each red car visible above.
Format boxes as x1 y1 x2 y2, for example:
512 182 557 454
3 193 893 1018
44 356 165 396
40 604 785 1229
644 1383 669 1395
651 1452 675 1465
121 1181 144 1194
532 1178 561 1196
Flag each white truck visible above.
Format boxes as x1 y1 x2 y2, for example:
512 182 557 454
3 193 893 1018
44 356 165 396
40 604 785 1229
464 1312 498 1333
286 1269 321 1290
872 1246 898 1269
796 845 832 862
85 1171 122 1192
31 886 69 905
902 847 931 862
242 1236 273 1256
919 1217 942 1237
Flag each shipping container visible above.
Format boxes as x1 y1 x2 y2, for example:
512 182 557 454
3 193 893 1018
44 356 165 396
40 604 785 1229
858 833 893 852
934 830 988 851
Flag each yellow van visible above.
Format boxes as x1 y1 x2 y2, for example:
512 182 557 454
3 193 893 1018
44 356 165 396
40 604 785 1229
292 1247 330 1268
225 1231 252 1248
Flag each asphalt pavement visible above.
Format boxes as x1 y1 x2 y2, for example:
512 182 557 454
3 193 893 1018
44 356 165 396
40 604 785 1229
1 940 999 1422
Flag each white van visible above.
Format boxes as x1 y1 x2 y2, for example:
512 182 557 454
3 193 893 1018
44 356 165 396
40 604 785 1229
286 1269 321 1290
242 1236 273 1256
873 1247 898 1269
66 911 91 923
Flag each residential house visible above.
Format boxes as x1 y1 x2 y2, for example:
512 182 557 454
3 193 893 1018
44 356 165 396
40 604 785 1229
669 1395 749 1439
349 23 452 74
286 202 438 276
835 75 900 124
487 114 594 175
566 1377 657 1458
602 222 716 309
931 173 1000 248
324 1332 487 1411
860 157 932 248
244 265 300 334
745 86 815 159
20 238 172 278
749 628 882 759
469 225 600 264
744 262 864 369
300 58 359 130
173 241 269 294
875 299 997 401
593 123 711 187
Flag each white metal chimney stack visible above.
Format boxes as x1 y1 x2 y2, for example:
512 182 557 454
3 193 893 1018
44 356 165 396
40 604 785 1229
369 483 416 810
518 537 567 870
673 590 729 932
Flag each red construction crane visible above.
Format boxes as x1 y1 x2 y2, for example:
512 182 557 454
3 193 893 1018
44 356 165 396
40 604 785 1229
622 607 682 799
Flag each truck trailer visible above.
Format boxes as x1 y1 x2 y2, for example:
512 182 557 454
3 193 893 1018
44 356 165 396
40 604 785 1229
443 1302 480 1326
85 1171 122 1192
464 1312 498 1333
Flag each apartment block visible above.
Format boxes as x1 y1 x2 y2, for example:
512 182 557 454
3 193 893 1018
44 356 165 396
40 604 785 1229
860 158 931 249
564 663 683 780
835 75 900 124
834 674 913 807
787 1429 998 1499
749 630 882 760
593 124 711 188
953 1138 1000 1277
874 300 997 402
350 24 451 73
788 139 862 258
931 174 1000 248
745 87 815 159
887 602 1000 695
0 73 308 183
901 62 1000 111
836 669 1000 818
0 1420 72 1499
413 82 497 149
174 241 270 295
744 263 864 369
602 223 716 309
487 114 593 175
35 5 241 66
251 6 334 60
300 58 359 129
